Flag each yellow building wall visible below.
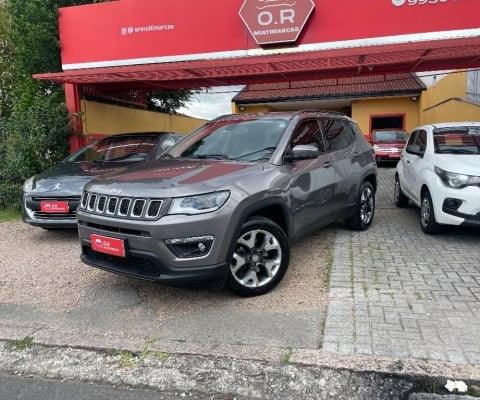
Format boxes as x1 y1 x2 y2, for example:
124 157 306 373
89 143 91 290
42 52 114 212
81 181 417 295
351 97 420 135
423 98 480 123
420 72 466 112
81 100 207 137
419 72 480 123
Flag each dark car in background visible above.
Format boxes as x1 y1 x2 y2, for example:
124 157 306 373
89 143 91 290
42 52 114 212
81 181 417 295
22 132 182 229
77 110 377 297
369 128 409 164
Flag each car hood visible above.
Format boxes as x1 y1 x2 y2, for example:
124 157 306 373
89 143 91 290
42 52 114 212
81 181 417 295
29 161 129 195
434 154 480 175
85 158 265 197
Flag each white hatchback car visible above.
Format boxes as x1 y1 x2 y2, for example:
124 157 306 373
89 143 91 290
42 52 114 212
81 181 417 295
394 122 480 233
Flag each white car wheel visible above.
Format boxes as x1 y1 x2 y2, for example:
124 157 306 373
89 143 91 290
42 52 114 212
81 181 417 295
420 190 442 234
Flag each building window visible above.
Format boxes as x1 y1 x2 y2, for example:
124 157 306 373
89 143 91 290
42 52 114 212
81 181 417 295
370 114 405 133
466 69 480 104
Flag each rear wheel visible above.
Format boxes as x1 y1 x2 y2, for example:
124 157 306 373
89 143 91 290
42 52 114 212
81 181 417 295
420 189 442 234
227 217 290 297
394 175 409 207
345 181 375 230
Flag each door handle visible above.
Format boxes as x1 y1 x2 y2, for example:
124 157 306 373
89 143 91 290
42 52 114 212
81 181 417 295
323 162 332 168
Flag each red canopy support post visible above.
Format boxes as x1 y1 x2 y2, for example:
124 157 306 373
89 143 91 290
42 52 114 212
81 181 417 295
64 83 86 153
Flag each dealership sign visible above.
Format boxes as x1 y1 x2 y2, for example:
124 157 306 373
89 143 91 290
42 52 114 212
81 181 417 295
239 0 315 45
57 0 480 70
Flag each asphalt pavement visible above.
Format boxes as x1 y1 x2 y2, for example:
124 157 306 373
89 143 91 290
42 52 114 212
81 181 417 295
0 167 479 399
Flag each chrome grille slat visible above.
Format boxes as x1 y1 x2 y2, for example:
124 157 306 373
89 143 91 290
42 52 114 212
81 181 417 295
118 198 131 216
107 197 118 214
87 194 97 211
132 199 146 217
97 196 107 212
147 200 162 218
80 192 88 209
79 191 163 220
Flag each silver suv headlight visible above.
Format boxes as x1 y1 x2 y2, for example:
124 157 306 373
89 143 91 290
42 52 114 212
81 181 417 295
168 191 230 215
23 176 35 192
434 166 480 189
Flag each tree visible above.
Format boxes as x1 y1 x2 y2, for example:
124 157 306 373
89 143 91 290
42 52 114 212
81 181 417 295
147 88 200 114
0 0 196 210
0 0 13 118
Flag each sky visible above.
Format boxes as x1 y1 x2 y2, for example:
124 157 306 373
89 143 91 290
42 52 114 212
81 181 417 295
177 85 245 121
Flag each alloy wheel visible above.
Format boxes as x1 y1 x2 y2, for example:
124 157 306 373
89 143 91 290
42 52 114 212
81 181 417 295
230 228 282 289
359 186 374 225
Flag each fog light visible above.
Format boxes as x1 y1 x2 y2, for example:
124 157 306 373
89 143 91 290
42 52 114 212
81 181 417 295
165 236 214 258
443 198 462 211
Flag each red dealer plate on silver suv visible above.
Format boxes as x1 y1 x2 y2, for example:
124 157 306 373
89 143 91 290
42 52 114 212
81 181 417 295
40 200 69 213
91 234 126 257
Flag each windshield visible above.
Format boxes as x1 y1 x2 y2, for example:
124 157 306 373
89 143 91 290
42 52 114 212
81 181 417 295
433 127 480 155
373 130 408 142
66 135 161 162
167 118 288 161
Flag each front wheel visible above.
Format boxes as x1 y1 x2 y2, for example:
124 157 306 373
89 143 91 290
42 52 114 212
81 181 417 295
226 217 290 297
394 175 409 207
420 190 442 234
345 181 375 230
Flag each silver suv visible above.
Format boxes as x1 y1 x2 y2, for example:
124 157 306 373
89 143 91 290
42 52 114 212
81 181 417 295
77 110 377 296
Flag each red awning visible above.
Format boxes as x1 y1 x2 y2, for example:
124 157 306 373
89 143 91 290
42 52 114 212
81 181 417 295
34 38 480 91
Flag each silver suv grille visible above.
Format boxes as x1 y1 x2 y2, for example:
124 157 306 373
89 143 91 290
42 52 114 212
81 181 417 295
80 191 163 220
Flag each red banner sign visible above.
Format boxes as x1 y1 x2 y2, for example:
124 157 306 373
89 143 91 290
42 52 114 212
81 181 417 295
91 234 126 257
58 0 480 70
40 201 69 213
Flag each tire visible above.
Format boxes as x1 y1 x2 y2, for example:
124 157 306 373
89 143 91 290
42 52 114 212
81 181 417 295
394 175 409 207
420 189 443 234
226 217 290 297
345 181 375 230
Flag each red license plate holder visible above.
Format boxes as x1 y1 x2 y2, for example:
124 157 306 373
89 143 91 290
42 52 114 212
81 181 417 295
91 234 126 257
40 201 69 213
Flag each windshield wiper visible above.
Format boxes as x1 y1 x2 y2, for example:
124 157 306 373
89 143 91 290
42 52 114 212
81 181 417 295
187 154 232 160
233 147 277 160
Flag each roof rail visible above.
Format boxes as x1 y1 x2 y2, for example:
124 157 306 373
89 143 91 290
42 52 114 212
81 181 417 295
294 109 349 117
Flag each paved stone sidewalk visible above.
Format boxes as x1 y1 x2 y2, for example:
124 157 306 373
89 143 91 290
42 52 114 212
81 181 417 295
323 167 480 365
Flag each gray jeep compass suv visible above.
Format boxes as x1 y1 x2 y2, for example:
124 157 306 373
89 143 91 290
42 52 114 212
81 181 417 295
77 110 377 296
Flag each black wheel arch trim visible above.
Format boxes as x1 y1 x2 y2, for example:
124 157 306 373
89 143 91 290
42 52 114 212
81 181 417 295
225 198 291 264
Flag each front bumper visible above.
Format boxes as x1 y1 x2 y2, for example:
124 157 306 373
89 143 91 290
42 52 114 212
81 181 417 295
430 182 480 227
374 150 402 161
80 244 229 286
22 195 80 228
77 207 238 287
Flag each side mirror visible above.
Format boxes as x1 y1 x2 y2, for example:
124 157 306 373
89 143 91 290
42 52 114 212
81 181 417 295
291 144 319 160
161 137 177 151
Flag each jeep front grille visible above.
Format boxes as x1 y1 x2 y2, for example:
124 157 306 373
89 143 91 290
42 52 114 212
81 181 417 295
80 191 163 220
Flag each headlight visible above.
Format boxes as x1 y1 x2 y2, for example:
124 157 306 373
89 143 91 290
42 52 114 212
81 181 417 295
434 166 480 189
23 176 35 192
373 144 379 151
168 191 230 215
